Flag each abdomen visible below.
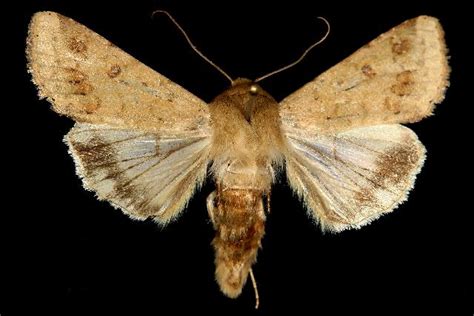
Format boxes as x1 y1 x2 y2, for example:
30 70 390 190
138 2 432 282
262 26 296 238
209 187 266 298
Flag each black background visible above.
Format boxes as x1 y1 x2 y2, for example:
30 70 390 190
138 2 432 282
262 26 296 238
3 0 471 315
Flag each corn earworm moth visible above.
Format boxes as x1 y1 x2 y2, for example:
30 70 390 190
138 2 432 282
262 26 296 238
27 11 449 308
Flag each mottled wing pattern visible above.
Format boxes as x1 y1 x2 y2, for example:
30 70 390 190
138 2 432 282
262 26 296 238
27 11 210 135
280 16 449 134
66 123 211 223
28 11 213 222
285 125 425 232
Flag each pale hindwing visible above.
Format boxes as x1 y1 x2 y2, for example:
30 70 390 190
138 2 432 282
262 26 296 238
280 16 449 134
66 123 211 223
27 11 210 135
285 124 425 232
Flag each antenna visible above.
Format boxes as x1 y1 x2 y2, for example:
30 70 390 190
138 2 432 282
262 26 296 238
152 10 234 85
254 17 331 83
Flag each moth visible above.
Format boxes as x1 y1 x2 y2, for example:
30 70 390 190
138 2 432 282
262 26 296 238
27 11 449 306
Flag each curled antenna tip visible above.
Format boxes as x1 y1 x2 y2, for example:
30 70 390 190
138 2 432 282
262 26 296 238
151 9 168 18
254 16 331 83
316 16 331 30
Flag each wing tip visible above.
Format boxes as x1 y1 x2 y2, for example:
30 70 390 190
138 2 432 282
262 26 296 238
29 11 63 35
27 11 82 114
26 11 63 101
393 15 449 121
416 15 451 110
32 11 60 19
26 13 45 100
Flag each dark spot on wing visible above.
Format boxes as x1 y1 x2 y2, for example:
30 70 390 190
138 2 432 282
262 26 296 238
391 71 415 96
361 64 376 78
353 139 420 209
374 141 420 186
68 37 87 54
66 67 87 84
391 38 411 55
70 135 115 169
65 67 94 95
69 133 147 215
84 102 100 114
107 64 122 78
68 130 205 220
384 97 401 113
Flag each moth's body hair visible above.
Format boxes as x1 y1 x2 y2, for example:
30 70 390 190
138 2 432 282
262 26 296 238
27 12 449 308
207 79 286 296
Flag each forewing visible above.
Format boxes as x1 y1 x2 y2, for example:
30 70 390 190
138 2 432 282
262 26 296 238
66 123 211 224
27 11 210 136
280 16 449 134
285 124 425 232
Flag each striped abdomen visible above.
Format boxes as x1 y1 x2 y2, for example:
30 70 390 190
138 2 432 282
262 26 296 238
208 187 266 298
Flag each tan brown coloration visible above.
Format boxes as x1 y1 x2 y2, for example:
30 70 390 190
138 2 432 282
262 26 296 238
391 70 415 96
107 64 122 78
353 136 422 205
83 102 100 114
280 15 449 134
64 67 93 95
65 123 210 223
27 11 210 136
28 12 449 304
373 143 421 186
68 37 88 54
207 79 285 296
361 64 376 78
391 38 411 55
285 124 426 231
209 189 265 298
384 97 402 114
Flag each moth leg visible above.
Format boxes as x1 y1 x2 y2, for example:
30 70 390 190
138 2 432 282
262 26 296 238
206 191 217 228
249 268 260 309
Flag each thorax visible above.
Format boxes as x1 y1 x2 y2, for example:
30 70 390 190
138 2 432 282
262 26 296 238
208 79 286 190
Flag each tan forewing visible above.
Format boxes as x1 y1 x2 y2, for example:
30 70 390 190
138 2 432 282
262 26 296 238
27 11 210 136
285 124 425 232
66 123 211 224
280 16 449 134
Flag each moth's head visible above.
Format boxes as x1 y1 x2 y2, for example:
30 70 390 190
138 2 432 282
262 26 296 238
227 78 269 98
212 78 277 122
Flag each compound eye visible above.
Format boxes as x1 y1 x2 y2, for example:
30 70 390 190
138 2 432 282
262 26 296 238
249 84 259 95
